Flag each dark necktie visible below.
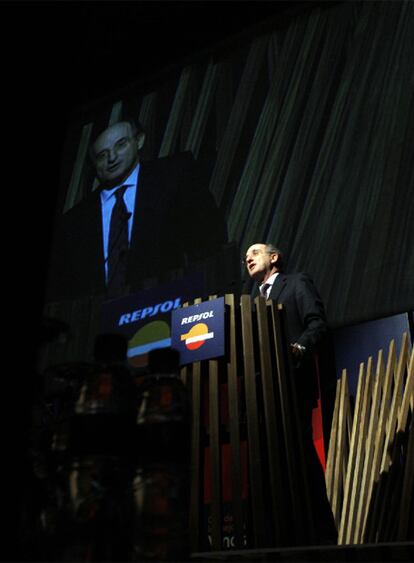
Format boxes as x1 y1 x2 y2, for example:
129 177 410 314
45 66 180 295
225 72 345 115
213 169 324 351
107 185 129 297
260 283 270 299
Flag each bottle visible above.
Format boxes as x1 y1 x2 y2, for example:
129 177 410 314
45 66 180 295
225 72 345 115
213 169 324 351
57 334 137 561
132 348 191 561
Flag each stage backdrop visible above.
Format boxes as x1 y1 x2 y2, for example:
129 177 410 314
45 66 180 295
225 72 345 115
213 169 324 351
45 0 414 355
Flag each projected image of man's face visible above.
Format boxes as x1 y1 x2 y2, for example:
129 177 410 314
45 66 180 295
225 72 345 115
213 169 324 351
92 121 141 188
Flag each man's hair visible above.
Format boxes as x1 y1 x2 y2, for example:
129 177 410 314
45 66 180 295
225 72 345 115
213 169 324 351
265 243 284 271
118 115 145 138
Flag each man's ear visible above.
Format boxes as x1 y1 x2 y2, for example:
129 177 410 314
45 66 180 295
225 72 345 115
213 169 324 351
137 132 146 151
270 253 280 267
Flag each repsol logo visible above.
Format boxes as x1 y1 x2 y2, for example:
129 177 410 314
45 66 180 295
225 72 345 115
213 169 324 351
181 311 214 325
118 297 182 325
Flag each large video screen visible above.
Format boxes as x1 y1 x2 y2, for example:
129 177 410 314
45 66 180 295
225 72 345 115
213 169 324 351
45 0 414 331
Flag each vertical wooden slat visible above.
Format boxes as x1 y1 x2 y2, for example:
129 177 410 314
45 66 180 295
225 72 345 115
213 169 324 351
338 362 365 544
240 295 266 547
361 340 396 540
380 333 409 473
375 344 413 541
188 298 203 552
364 466 388 544
207 294 221 550
224 294 244 548
331 370 349 528
268 301 302 538
189 359 202 553
396 344 414 540
354 349 385 543
396 342 414 434
271 303 314 544
365 336 411 543
343 387 353 491
397 416 414 540
325 377 341 505
255 298 286 544
396 345 414 540
208 357 221 550
346 356 373 544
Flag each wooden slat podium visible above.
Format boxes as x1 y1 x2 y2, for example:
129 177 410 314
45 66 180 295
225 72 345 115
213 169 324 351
326 333 414 545
180 294 318 553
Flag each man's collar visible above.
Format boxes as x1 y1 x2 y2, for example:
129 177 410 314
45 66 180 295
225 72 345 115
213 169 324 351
100 163 140 201
259 271 279 292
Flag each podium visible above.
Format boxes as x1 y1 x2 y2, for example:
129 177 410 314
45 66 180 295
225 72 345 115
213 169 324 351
179 294 322 552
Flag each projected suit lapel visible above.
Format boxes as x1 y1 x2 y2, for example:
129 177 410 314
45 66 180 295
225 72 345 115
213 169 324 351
73 190 107 295
126 159 174 283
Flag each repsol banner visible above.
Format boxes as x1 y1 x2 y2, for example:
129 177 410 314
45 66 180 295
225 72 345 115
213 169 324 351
171 297 225 365
100 273 206 363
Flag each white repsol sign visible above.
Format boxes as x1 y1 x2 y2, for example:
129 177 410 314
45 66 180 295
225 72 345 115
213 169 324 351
180 311 214 325
118 297 182 325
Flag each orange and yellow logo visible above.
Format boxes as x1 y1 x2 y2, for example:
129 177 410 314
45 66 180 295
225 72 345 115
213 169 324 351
180 322 214 350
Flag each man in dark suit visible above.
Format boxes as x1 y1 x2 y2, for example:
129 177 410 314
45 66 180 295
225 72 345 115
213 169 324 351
244 242 337 544
48 118 228 300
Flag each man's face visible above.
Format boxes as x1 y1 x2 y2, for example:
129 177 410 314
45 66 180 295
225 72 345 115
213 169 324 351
92 122 143 187
245 243 278 283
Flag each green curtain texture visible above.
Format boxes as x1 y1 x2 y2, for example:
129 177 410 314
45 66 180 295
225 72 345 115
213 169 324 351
219 0 413 327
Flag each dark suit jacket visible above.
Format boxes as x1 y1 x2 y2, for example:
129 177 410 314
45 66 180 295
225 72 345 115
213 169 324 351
47 152 228 300
268 273 338 542
268 272 327 352
268 272 327 408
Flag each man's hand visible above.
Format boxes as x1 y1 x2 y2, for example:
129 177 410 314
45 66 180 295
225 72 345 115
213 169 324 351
290 342 306 358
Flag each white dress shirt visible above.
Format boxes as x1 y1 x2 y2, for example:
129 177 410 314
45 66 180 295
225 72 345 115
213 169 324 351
259 272 279 299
